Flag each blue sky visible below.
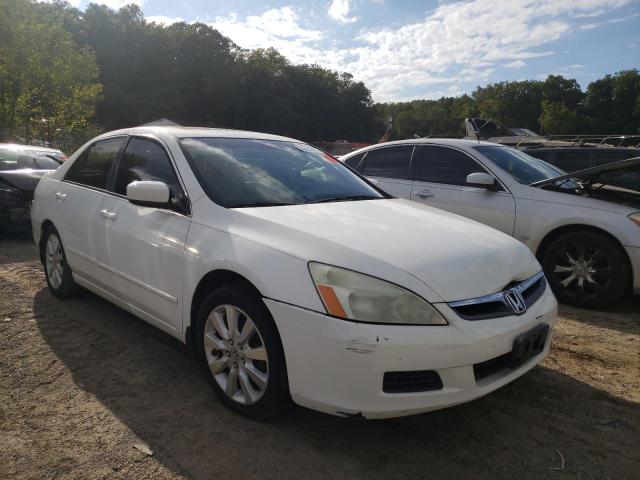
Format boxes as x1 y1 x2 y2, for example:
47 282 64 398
70 0 639 102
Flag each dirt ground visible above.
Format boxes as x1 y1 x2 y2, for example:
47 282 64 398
0 233 638 480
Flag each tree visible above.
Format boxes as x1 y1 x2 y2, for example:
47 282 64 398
538 100 578 135
0 0 101 149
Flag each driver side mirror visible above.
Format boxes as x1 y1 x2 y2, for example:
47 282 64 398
465 172 499 191
126 181 171 207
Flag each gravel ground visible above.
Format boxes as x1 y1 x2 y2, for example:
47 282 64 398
1 234 638 480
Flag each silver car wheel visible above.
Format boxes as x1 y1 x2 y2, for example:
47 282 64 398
204 304 269 405
45 234 64 289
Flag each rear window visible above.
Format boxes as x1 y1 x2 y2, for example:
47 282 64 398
0 149 60 170
361 146 412 179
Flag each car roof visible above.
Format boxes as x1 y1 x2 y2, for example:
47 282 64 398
523 145 640 152
0 143 63 153
341 138 501 158
97 126 299 143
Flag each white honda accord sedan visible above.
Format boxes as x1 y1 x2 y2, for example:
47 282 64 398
31 127 557 419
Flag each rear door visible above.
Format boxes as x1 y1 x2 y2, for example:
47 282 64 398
93 136 191 335
56 136 126 287
410 145 516 235
360 145 414 197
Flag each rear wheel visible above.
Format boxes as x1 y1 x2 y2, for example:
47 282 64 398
197 283 290 419
541 231 629 308
42 225 80 298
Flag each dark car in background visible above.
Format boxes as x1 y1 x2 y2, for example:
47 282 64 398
524 146 640 190
0 143 65 231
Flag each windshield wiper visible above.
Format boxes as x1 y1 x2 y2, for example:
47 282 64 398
307 194 382 204
228 201 299 208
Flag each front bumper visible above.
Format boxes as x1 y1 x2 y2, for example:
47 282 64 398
265 286 557 419
625 246 640 295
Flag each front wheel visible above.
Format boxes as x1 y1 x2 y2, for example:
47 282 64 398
541 231 629 309
197 283 290 419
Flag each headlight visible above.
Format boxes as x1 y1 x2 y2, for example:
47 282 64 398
308 262 447 325
629 213 640 227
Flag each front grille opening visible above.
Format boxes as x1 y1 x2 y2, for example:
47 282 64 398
452 301 511 320
473 352 510 381
522 277 546 307
383 370 443 394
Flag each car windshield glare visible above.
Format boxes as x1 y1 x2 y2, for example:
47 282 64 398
474 145 565 184
179 137 384 207
0 149 60 171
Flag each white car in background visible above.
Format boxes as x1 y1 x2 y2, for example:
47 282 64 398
31 127 556 419
341 140 640 309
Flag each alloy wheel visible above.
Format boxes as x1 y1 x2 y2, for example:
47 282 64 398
203 304 269 405
551 242 613 302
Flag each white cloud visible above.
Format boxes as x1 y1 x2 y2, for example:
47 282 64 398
195 0 631 101
505 60 527 68
146 15 184 25
328 0 358 23
207 7 324 63
92 0 145 9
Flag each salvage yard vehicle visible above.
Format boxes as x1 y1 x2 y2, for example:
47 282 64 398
0 144 63 230
31 126 557 419
341 140 640 309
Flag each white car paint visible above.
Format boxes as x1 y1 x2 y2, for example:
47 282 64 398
31 127 557 419
342 139 640 296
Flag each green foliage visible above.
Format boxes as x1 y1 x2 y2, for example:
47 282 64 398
379 71 640 138
0 0 637 150
0 0 102 150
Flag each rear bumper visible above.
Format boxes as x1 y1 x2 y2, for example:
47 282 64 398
625 245 640 294
265 286 557 419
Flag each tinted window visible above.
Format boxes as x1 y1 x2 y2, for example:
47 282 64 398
525 150 551 162
413 146 486 185
361 146 412 179
0 149 59 170
179 138 384 207
595 149 638 166
474 145 564 184
114 138 181 196
343 152 365 169
553 150 592 172
67 137 125 189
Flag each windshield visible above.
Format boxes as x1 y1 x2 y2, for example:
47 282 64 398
0 149 61 171
473 145 565 184
179 137 385 207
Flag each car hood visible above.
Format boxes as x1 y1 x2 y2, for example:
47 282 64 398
236 198 540 302
530 157 640 209
531 157 640 188
0 169 52 191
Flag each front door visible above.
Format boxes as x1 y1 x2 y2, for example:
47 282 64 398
410 145 516 235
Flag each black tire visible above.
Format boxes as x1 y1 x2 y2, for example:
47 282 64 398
42 225 80 298
541 231 629 309
196 283 290 419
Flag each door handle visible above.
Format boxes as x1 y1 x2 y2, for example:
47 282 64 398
55 192 67 201
100 209 117 220
415 189 435 199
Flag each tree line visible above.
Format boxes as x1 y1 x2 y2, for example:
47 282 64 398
0 0 638 153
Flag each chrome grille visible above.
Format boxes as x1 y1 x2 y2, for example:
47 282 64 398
448 271 547 320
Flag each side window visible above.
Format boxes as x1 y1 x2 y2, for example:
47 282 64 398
114 137 181 196
595 149 635 166
66 137 125 189
553 150 592 172
413 146 488 185
525 150 551 162
343 152 365 170
361 146 412 179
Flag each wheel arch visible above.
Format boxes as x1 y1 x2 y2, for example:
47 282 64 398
535 224 633 288
188 269 265 355
38 219 55 265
